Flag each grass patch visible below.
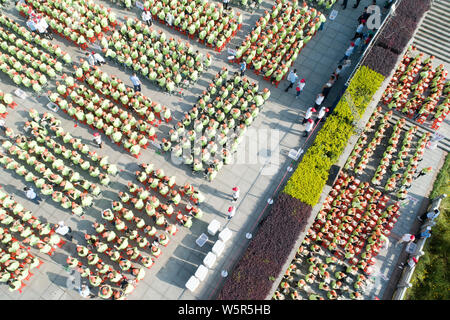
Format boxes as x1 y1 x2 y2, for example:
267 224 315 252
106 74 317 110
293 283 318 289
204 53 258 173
406 153 449 300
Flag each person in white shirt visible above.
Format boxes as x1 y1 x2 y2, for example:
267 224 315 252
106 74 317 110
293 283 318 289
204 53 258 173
94 52 106 66
93 133 102 148
142 9 152 26
303 118 314 137
166 12 174 26
36 17 52 40
296 79 306 99
314 93 325 109
130 73 142 92
339 42 355 63
24 187 42 205
26 19 37 32
227 206 236 220
395 233 415 246
0 119 5 132
55 221 73 241
352 21 365 40
232 187 240 202
79 285 95 298
316 107 329 123
302 107 316 124
285 69 298 92
86 52 95 67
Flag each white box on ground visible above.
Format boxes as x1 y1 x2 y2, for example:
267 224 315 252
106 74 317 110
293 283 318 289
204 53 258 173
218 227 232 243
212 240 225 257
185 276 200 292
196 233 208 247
14 88 27 99
207 219 221 236
194 265 208 281
203 252 217 268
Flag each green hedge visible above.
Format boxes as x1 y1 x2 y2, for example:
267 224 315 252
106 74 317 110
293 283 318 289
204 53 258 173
333 66 385 123
406 153 450 300
284 66 384 206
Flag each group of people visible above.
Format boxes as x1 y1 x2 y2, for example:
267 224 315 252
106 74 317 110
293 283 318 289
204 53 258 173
0 90 14 119
0 14 70 93
101 17 212 93
274 172 394 300
339 5 375 64
0 189 69 292
143 0 242 51
161 68 270 181
0 14 72 64
25 10 52 40
344 107 431 200
50 67 160 158
381 49 449 127
234 0 325 85
0 111 115 217
17 0 117 50
298 63 349 137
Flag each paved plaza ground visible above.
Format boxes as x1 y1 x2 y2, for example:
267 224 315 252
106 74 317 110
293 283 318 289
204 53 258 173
0 0 448 300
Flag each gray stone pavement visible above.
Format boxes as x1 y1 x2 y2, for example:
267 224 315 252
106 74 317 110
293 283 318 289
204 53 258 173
0 0 445 301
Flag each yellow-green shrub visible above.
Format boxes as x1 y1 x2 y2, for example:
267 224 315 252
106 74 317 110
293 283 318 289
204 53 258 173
284 67 384 206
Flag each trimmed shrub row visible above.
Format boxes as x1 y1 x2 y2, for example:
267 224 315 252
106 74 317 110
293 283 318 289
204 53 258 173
364 0 431 76
284 66 384 206
217 66 383 300
363 45 400 78
217 193 312 300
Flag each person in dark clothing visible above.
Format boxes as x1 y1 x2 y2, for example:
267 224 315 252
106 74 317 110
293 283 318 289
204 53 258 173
353 0 361 8
342 0 348 9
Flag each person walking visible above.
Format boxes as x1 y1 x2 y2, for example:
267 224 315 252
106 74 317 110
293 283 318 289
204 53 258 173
227 206 236 220
240 61 247 76
86 52 95 67
314 93 325 109
24 187 43 205
316 107 329 124
93 133 103 148
0 119 6 132
342 0 348 9
232 187 240 202
352 21 365 40
285 69 298 92
303 118 314 137
79 284 95 299
417 209 440 222
416 167 432 178
395 233 415 246
333 65 344 80
353 0 361 8
302 107 316 124
415 227 432 240
55 221 73 241
321 82 333 99
130 73 142 92
94 52 106 66
142 8 152 26
358 7 370 24
296 79 306 99
223 0 231 10
339 42 355 63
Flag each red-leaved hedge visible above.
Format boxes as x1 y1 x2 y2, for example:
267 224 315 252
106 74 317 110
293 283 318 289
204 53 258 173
376 15 418 54
396 0 431 21
364 0 431 75
217 193 312 300
363 45 400 77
